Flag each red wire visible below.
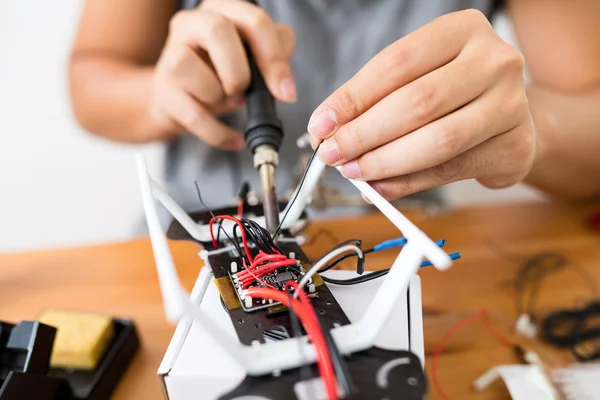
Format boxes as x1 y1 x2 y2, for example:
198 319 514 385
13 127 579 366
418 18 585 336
481 310 516 348
252 252 288 265
236 251 297 288
237 198 244 217
431 308 516 400
209 215 253 262
240 259 277 290
246 287 338 400
208 218 219 249
285 281 320 322
285 281 339 399
239 260 298 279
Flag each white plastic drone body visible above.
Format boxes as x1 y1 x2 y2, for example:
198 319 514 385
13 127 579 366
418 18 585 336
136 153 452 377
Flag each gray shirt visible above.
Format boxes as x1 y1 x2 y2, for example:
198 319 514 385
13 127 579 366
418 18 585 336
170 0 499 213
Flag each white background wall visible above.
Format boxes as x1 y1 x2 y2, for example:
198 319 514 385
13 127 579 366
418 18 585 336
0 1 544 253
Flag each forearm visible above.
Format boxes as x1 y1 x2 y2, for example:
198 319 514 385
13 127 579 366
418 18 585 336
69 55 176 143
525 84 600 199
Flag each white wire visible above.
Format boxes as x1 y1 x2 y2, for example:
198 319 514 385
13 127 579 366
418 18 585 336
297 245 363 291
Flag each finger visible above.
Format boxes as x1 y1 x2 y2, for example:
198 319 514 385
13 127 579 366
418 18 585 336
160 43 227 107
202 0 296 102
307 9 493 139
371 131 525 200
338 83 524 181
162 84 245 150
310 136 322 150
317 52 494 166
275 23 296 60
169 9 251 97
213 94 246 115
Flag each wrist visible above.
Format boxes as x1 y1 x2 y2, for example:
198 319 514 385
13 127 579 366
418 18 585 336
525 86 554 175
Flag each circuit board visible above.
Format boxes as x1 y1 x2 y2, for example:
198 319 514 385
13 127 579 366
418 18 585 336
229 267 305 312
166 207 351 346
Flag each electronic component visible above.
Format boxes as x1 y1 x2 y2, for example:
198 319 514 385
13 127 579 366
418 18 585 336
230 268 303 312
275 271 294 286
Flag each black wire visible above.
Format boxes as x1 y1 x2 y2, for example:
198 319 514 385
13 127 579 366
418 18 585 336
241 220 270 253
194 181 246 261
541 300 600 361
273 142 322 241
487 241 598 318
309 238 366 277
216 219 224 243
322 269 389 286
240 217 285 255
245 218 282 253
515 253 567 317
319 248 375 273
316 314 355 396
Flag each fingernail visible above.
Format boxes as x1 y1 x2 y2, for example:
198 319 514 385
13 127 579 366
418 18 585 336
317 138 340 165
341 160 362 179
307 109 337 138
279 76 297 102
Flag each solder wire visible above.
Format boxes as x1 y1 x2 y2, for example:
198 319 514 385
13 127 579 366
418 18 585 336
273 141 323 241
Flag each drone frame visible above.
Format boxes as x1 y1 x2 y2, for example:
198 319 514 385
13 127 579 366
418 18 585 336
136 153 451 377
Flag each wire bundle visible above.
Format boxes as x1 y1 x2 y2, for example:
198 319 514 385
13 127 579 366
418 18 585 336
245 282 354 400
208 215 284 263
234 251 298 289
541 300 600 361
318 237 460 285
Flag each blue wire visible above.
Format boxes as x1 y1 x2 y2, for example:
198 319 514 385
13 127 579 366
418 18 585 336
373 237 446 251
420 252 461 267
371 237 457 267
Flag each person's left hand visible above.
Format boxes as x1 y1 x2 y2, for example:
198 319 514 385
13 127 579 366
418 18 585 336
308 9 535 200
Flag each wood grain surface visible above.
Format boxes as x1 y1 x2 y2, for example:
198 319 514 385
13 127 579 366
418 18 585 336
1 201 599 399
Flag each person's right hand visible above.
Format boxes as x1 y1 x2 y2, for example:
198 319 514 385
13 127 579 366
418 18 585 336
149 0 296 150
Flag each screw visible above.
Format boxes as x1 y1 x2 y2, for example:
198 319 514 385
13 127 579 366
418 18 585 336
407 377 418 386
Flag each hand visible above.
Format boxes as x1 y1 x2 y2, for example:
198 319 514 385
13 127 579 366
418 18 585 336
308 10 535 200
150 0 296 150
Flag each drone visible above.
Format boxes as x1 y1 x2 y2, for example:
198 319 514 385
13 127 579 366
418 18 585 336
137 149 457 400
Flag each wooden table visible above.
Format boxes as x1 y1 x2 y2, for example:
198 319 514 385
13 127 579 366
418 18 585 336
1 201 599 399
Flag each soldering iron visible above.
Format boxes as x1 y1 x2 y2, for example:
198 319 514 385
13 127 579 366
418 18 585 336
243 1 284 235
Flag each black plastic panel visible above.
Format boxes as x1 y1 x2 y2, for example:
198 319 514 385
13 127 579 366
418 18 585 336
219 348 427 400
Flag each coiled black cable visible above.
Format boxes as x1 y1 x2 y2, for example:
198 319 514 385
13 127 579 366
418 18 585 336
541 300 600 361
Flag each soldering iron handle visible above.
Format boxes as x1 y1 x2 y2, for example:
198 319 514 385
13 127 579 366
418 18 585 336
243 45 283 152
242 1 284 153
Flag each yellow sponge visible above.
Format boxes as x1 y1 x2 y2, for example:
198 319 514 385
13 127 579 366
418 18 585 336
37 309 114 370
